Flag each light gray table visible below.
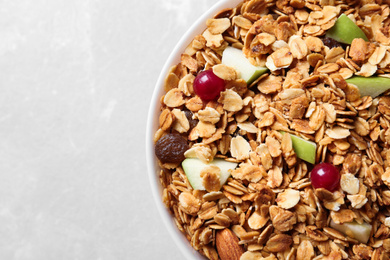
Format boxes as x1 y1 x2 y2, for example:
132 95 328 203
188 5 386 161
0 0 219 259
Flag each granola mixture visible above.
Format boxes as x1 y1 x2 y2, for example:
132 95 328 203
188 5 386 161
154 0 390 259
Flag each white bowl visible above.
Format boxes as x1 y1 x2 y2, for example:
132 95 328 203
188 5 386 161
146 0 243 259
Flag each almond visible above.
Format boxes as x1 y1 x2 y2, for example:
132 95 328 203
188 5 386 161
216 229 244 260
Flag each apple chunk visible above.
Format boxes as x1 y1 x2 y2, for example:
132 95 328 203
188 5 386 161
182 158 238 190
281 132 317 164
222 46 268 85
346 76 390 98
330 220 372 244
326 14 368 44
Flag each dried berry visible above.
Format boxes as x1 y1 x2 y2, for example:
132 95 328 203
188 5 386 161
155 133 189 164
322 37 343 49
310 163 340 192
184 110 198 130
193 70 225 101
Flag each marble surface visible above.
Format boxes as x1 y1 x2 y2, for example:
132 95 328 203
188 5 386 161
0 0 219 259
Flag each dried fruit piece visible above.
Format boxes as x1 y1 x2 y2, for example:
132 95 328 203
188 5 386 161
281 132 316 164
193 70 225 101
330 220 372 244
346 76 390 98
184 110 198 130
322 37 343 49
310 163 340 192
181 158 237 190
325 14 368 44
221 47 268 85
155 133 189 164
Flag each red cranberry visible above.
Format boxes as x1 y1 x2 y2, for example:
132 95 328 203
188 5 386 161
310 163 340 192
193 70 225 101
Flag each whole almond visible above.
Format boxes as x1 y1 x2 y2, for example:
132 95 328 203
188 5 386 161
216 229 244 260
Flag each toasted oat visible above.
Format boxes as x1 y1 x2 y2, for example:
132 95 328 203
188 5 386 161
218 89 244 112
325 126 350 139
257 33 276 46
340 173 360 195
237 122 258 133
212 64 238 81
276 189 300 209
309 105 326 131
325 47 345 64
296 240 315 260
239 251 263 260
202 29 224 48
206 18 231 35
265 136 281 158
201 165 222 192
230 136 251 161
266 47 293 71
164 88 186 107
159 109 174 131
269 205 296 232
231 163 264 183
179 192 201 215
257 75 282 94
248 211 268 230
330 209 357 224
197 107 221 124
193 121 216 139
356 63 377 77
317 63 340 74
265 233 292 253
256 144 273 170
267 166 283 188
232 16 252 30
289 35 308 60
303 25 322 36
171 109 190 133
178 73 195 96
369 45 387 65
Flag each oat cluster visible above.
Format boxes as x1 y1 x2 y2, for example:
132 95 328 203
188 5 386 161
154 0 390 259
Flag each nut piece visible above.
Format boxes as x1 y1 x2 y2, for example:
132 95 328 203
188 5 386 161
216 229 244 260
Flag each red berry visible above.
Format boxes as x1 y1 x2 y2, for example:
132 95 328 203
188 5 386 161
310 163 340 192
193 70 225 101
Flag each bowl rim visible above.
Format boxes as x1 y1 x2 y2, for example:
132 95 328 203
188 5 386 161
146 0 244 259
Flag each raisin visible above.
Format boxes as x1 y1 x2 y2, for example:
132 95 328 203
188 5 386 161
155 133 189 164
184 110 198 130
321 37 343 49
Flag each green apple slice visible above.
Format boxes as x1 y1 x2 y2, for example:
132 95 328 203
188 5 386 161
281 132 316 164
326 14 368 44
346 76 390 98
182 158 238 190
330 220 372 244
222 46 268 85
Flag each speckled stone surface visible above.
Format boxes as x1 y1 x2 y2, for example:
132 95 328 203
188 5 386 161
0 0 218 259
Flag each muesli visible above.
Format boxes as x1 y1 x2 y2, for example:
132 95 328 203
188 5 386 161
154 0 390 259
